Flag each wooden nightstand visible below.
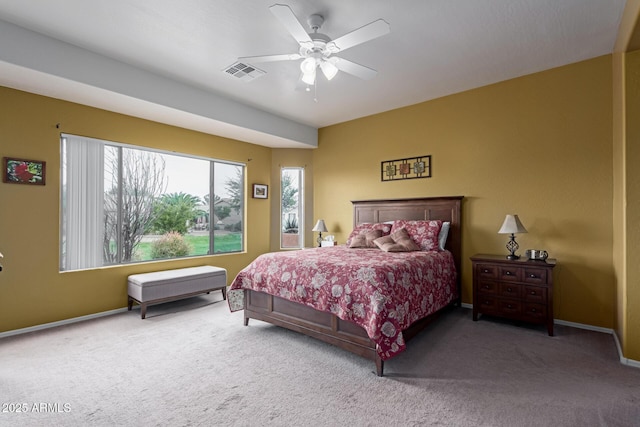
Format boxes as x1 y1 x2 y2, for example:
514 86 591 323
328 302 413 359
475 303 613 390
470 254 556 336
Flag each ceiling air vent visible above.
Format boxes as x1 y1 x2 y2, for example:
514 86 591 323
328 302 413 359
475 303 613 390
223 62 266 82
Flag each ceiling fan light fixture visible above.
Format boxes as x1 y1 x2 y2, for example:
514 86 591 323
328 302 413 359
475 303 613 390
300 57 317 74
320 59 338 80
301 69 316 85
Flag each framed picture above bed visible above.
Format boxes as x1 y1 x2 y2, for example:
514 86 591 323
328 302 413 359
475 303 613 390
381 155 431 182
252 184 268 199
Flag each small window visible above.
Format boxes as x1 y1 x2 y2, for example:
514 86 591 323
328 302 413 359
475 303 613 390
280 167 304 249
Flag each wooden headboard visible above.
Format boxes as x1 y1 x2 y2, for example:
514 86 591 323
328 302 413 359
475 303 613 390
352 196 463 298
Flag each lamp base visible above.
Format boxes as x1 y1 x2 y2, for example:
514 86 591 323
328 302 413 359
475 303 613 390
505 233 520 261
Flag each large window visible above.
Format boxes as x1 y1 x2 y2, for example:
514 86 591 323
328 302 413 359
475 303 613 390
280 167 304 249
60 134 244 271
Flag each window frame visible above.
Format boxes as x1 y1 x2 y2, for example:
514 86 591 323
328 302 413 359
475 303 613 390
280 166 304 249
60 133 245 271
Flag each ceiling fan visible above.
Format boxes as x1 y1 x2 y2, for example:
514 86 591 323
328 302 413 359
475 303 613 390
238 4 391 86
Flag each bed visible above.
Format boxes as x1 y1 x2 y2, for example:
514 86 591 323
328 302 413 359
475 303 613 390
228 196 463 376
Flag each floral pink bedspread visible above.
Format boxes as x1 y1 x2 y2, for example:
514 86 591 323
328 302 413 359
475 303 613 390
227 246 457 360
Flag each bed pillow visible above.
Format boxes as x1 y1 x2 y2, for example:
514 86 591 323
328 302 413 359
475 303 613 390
345 223 392 246
438 222 451 251
348 229 384 248
374 228 420 252
391 220 443 251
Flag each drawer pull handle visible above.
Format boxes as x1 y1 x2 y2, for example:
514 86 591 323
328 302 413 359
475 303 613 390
507 288 513 292
507 304 513 309
483 269 489 273
530 291 537 295
506 271 512 276
483 285 489 289
530 274 537 278
531 308 537 312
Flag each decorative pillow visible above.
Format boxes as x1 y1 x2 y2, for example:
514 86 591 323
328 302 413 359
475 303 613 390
374 228 420 252
391 220 443 251
438 222 451 251
345 223 392 246
348 229 384 248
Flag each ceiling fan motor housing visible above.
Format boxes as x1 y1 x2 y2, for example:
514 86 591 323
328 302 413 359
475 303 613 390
307 14 324 31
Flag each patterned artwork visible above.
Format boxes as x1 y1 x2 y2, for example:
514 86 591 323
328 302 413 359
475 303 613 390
3 157 46 185
381 155 431 181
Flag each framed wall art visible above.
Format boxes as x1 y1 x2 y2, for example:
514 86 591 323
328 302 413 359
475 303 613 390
381 155 431 182
3 157 46 185
252 184 268 199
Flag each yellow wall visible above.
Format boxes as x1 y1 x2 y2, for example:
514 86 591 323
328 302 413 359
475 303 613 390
624 50 640 360
0 86 272 332
613 51 627 357
613 0 640 363
314 56 615 327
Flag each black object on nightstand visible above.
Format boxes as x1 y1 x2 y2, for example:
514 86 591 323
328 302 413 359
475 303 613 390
470 254 556 336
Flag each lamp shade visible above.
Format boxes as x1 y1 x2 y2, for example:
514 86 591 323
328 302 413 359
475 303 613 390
300 57 317 85
320 59 339 80
312 219 328 232
301 69 316 85
498 214 527 234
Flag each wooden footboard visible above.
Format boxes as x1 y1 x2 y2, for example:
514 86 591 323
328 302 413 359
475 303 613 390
244 289 384 375
244 289 451 376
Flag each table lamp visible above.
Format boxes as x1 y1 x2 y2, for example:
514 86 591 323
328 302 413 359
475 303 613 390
498 214 527 260
312 220 328 247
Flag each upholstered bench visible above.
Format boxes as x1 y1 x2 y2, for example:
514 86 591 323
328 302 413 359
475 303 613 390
127 266 227 319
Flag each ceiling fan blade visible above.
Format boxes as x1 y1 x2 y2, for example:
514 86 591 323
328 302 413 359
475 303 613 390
333 57 378 80
269 4 313 46
327 19 390 53
237 53 302 63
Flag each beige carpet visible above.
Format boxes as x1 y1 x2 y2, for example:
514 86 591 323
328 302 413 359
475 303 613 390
1 294 639 427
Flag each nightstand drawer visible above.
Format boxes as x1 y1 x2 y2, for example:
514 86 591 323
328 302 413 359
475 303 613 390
477 264 498 279
524 285 547 303
497 299 521 315
524 267 547 284
523 303 546 321
499 282 523 298
477 296 499 312
477 280 499 295
499 266 522 282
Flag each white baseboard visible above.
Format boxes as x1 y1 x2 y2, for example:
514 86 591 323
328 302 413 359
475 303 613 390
552 319 640 367
611 330 640 368
0 307 130 339
464 304 640 369
553 318 613 334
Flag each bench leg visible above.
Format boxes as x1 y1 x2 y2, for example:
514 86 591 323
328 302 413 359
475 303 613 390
221 287 227 300
141 303 147 319
127 297 133 311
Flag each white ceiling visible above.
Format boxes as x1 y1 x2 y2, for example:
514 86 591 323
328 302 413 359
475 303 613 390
0 0 627 148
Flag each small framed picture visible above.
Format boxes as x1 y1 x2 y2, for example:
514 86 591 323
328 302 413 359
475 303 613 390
252 184 268 199
3 157 46 185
